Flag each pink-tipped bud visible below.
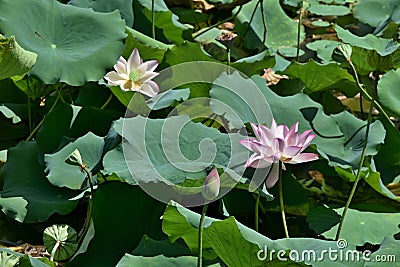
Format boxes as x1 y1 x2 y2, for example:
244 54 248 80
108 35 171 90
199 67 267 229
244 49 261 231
201 167 220 201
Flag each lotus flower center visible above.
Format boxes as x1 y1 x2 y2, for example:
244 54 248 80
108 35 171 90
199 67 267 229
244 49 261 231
129 70 141 82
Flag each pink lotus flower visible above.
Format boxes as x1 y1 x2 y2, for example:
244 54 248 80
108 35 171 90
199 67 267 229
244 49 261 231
201 167 220 201
240 120 319 188
104 48 159 97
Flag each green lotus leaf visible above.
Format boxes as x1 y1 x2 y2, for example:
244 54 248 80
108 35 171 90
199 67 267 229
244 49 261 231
308 3 350 16
106 115 248 186
43 224 78 261
0 35 37 80
162 202 364 267
44 132 105 190
0 141 78 223
116 255 200 267
323 208 400 245
135 0 191 42
209 71 274 129
123 26 172 63
231 50 275 76
282 59 355 94
235 0 304 49
353 0 400 28
0 0 126 85
11 76 54 99
306 40 339 63
103 144 135 184
378 68 400 118
69 0 134 27
67 183 166 267
335 25 400 56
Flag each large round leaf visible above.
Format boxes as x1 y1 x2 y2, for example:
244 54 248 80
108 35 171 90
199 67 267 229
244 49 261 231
0 0 126 85
44 132 105 190
0 141 78 223
69 0 134 27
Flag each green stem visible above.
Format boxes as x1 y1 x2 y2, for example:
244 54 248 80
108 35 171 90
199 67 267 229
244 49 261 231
152 0 155 39
198 204 208 267
227 49 231 75
348 60 395 128
279 161 289 238
55 85 66 104
255 193 260 232
296 9 303 62
241 1 259 40
50 241 61 262
77 166 94 246
192 5 243 39
259 0 267 45
335 99 374 240
25 95 60 141
100 94 113 109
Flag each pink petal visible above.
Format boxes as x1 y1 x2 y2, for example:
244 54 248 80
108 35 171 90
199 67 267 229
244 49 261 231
246 154 272 169
240 139 265 155
265 162 280 188
275 124 286 139
127 48 142 72
140 81 159 97
258 124 274 145
297 130 313 145
286 122 299 145
289 153 319 164
283 146 302 158
301 134 315 151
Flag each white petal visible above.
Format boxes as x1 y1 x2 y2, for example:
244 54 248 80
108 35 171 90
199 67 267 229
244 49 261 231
104 71 127 86
137 60 158 73
140 71 159 83
114 58 127 74
127 48 142 72
140 81 159 97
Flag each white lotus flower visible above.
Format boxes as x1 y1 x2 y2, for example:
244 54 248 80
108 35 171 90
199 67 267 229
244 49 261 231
104 48 159 97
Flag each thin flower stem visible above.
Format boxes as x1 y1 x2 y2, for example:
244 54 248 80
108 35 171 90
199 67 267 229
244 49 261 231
296 9 303 62
348 60 395 128
227 48 231 75
55 85 66 104
25 95 60 141
259 0 267 45
77 165 94 246
100 94 113 109
151 0 156 39
198 204 208 267
255 192 260 232
192 5 243 39
239 0 260 44
335 99 374 240
279 161 289 238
